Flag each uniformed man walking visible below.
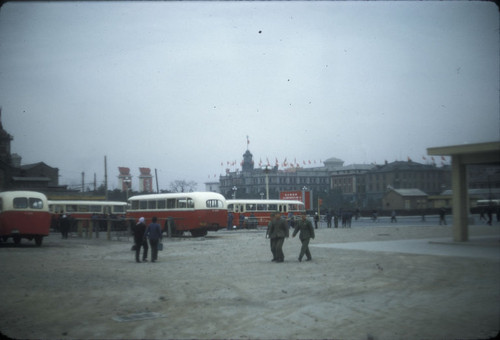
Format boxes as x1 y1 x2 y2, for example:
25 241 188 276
292 214 315 262
266 213 277 261
271 213 289 263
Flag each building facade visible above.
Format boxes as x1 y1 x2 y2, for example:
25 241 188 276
0 112 62 192
382 188 428 210
365 160 451 205
214 148 453 210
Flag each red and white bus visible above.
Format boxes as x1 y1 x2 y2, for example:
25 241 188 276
48 200 128 232
0 191 51 246
126 192 227 237
226 199 306 228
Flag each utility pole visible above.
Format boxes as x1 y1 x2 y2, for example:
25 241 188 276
155 168 159 193
81 172 85 192
104 156 108 200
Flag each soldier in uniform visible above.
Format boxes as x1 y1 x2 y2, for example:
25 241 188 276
272 213 289 263
292 214 315 262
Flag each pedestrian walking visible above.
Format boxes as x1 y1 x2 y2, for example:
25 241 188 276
314 212 319 229
133 217 148 263
270 213 289 263
292 214 315 262
326 210 332 228
287 212 294 229
391 210 397 223
145 216 162 262
439 208 447 225
266 213 277 261
60 214 70 239
227 212 233 230
486 206 493 226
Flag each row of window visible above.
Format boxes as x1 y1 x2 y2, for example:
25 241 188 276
130 199 224 210
8 197 45 210
228 203 304 213
49 204 126 214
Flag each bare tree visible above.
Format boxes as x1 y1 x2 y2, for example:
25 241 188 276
169 180 198 193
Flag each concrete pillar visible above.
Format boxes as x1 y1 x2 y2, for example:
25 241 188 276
451 155 468 242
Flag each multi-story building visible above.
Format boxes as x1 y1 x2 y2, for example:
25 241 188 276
217 149 375 208
365 160 451 205
215 148 454 210
219 149 332 200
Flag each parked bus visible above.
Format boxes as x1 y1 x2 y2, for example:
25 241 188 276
227 199 306 228
48 200 128 233
0 191 51 246
476 199 500 207
127 192 227 237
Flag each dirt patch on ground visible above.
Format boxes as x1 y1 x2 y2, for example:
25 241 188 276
1 224 499 339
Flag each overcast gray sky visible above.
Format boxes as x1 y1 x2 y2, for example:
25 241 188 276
0 1 498 191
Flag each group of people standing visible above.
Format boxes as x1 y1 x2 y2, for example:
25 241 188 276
132 216 162 263
266 213 315 262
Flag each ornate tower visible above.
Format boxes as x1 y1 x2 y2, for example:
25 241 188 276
242 150 254 172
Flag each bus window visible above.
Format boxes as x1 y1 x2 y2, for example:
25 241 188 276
148 200 157 209
13 197 28 209
187 198 194 208
29 198 44 209
158 200 166 209
207 199 223 208
131 201 139 210
257 204 267 211
167 199 176 209
227 204 234 212
268 204 277 211
139 200 147 210
66 205 77 213
90 205 102 213
246 204 256 211
177 198 187 209
113 205 125 213
78 205 90 213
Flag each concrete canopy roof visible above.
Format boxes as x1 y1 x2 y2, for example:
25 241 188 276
427 141 500 242
427 141 500 165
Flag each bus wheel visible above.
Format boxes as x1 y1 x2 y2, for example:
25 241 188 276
13 235 21 245
190 230 207 237
34 236 43 246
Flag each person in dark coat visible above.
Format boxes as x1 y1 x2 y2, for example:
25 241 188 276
266 213 277 261
239 214 245 229
60 214 70 239
439 208 447 225
227 212 233 230
269 214 289 263
145 216 162 262
293 214 315 262
133 217 148 263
